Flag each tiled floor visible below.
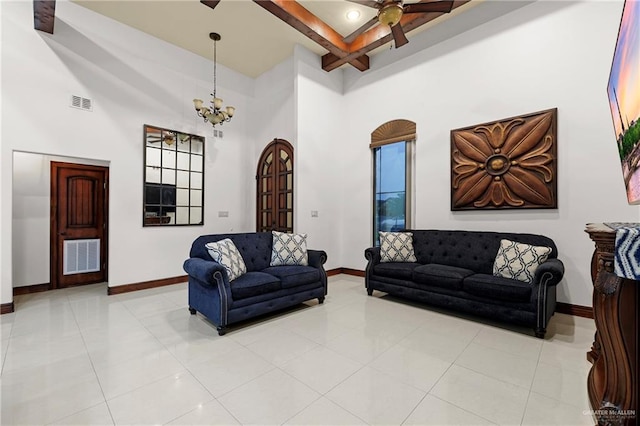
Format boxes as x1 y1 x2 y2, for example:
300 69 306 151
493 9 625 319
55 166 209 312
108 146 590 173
1 275 596 425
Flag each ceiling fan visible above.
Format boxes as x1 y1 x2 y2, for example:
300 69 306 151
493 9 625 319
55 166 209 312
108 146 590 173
146 128 179 146
344 0 454 48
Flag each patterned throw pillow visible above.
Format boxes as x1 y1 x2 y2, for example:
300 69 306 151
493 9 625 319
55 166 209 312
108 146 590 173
380 231 417 263
205 238 247 282
270 231 309 266
493 239 552 284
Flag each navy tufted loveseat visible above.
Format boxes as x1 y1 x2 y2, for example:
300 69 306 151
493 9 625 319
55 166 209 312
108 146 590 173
364 230 564 338
184 232 327 335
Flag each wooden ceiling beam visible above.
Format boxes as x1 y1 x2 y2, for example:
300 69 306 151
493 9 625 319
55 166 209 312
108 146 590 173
252 0 370 71
323 0 471 72
34 0 56 34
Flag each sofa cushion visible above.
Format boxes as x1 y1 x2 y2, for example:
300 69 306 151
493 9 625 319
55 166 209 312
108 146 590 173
270 231 309 266
493 239 552 283
205 238 247 281
373 262 421 280
261 266 320 289
413 264 474 290
463 273 532 302
380 232 417 263
230 271 282 300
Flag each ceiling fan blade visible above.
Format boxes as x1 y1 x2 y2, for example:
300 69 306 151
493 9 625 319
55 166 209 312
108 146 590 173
343 16 379 43
403 1 454 14
200 0 221 11
391 23 409 48
344 0 382 9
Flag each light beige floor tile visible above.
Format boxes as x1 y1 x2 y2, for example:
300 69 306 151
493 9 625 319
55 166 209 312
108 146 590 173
70 300 137 330
404 394 496 425
539 340 592 374
369 344 451 392
166 399 240 425
50 402 115 425
279 309 357 344
431 365 529 425
165 334 243 367
284 396 367 425
123 293 184 319
0 275 600 426
325 327 401 364
397 325 471 363
217 369 320 425
94 348 185 400
531 361 591 409
326 365 425 425
522 391 595 425
281 346 363 394
140 307 220 346
227 321 284 346
472 326 543 360
246 328 319 366
186 346 275 397
2 332 88 373
10 305 80 341
107 371 213 425
413 311 484 342
545 315 596 349
455 342 538 389
1 356 105 425
86 334 166 368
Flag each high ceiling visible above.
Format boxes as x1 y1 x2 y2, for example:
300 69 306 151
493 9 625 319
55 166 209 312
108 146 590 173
68 0 523 78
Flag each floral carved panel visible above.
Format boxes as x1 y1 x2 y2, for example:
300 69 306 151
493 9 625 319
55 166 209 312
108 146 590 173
451 108 557 210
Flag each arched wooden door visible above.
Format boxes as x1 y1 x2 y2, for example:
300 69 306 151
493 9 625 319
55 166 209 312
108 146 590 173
256 139 294 232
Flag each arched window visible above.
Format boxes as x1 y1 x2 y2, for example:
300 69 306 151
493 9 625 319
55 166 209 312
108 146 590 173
256 139 294 232
371 120 416 245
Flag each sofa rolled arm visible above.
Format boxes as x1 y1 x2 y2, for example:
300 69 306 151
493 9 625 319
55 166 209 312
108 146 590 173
183 257 228 286
364 247 381 265
308 249 328 269
534 258 564 287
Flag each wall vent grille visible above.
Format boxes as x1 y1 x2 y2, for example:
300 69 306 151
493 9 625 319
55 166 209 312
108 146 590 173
63 239 100 275
70 95 93 111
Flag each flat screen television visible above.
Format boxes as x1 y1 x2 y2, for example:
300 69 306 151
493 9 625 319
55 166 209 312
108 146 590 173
607 0 640 204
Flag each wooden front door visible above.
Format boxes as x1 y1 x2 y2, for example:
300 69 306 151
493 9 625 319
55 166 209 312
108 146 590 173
256 139 294 232
51 162 108 289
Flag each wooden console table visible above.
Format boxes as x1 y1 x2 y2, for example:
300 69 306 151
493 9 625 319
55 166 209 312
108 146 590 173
585 223 638 426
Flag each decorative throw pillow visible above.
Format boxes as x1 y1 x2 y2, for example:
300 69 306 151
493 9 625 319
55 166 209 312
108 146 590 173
493 239 552 284
380 231 417 263
270 231 309 266
205 238 247 282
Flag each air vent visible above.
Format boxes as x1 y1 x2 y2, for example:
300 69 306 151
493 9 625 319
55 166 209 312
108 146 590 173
213 129 223 138
70 95 93 111
63 239 100 275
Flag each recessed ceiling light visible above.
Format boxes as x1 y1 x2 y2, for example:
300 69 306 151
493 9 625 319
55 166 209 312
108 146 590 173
346 10 361 21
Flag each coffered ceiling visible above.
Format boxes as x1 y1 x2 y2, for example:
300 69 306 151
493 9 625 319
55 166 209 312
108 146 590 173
65 0 518 78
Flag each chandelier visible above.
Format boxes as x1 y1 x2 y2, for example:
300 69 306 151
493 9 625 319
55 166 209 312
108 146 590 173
193 32 235 127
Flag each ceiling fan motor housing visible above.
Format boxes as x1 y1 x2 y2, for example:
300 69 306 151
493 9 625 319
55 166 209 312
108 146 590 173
378 3 404 27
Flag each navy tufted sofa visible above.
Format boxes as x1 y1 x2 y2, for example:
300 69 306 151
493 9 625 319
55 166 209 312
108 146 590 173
184 232 327 335
364 230 564 338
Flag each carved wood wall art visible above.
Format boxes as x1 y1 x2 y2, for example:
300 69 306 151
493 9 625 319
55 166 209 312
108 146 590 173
450 108 558 210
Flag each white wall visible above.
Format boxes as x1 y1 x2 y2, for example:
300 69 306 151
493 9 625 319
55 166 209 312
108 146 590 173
1 0 254 303
334 0 638 307
293 46 345 271
247 56 297 228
